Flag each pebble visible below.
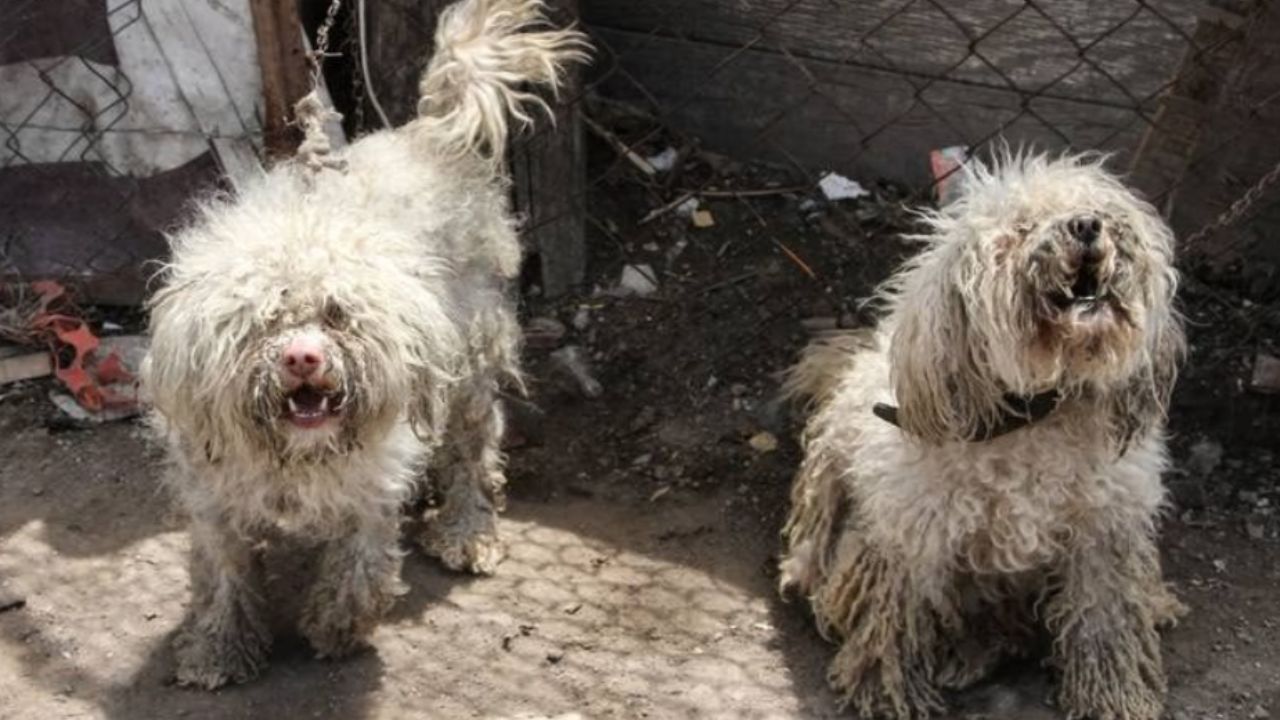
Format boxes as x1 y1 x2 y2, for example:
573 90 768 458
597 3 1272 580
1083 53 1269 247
748 431 778 453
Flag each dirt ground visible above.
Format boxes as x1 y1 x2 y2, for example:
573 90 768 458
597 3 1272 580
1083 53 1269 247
1 146 1279 719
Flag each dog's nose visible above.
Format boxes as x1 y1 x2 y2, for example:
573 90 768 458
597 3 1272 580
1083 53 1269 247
1067 215 1102 245
282 337 325 378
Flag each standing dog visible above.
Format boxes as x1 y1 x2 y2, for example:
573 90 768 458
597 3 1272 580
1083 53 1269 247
781 152 1185 719
144 0 585 689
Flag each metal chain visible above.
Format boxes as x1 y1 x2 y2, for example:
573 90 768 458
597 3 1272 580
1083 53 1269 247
347 11 366 133
1182 156 1280 249
309 0 344 82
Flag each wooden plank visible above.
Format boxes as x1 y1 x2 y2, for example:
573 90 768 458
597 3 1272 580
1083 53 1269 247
592 27 1147 187
0 351 52 385
144 0 261 187
249 0 311 158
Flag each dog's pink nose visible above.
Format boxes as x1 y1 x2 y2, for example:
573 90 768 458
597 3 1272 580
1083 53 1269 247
282 337 325 378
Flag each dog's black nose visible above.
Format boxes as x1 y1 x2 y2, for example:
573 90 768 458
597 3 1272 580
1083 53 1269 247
1067 215 1102 245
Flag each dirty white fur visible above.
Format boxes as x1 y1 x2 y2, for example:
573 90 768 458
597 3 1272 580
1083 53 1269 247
781 152 1186 720
143 0 586 689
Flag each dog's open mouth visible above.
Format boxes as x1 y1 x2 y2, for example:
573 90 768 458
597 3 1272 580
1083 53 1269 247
283 385 344 429
1050 264 1108 314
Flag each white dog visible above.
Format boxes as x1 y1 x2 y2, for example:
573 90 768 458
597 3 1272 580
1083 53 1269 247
143 0 585 689
781 152 1185 720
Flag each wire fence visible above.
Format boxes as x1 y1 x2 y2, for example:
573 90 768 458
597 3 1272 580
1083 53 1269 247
1 0 1278 305
0 0 262 305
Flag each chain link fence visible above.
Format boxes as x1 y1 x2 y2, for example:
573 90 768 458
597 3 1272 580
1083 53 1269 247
0 0 263 305
2 0 1278 304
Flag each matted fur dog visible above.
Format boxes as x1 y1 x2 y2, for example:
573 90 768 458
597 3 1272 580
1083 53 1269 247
781 153 1185 720
143 0 585 689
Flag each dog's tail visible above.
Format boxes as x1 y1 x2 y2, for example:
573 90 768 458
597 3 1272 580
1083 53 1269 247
781 330 874 410
415 0 589 161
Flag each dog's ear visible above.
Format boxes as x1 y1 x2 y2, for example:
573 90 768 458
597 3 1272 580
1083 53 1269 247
1106 282 1184 452
888 251 1005 444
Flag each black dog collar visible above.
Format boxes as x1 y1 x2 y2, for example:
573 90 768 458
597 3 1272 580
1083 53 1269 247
873 389 1062 441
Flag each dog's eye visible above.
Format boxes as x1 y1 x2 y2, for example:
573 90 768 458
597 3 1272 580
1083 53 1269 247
322 301 349 328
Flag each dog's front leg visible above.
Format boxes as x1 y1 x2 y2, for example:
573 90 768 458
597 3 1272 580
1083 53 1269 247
1048 530 1170 720
300 511 407 658
817 535 947 719
173 511 271 689
420 380 507 574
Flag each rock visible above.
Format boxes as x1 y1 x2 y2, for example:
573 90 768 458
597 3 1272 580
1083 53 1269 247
617 264 659 297
748 431 778 453
1250 353 1280 394
571 306 591 330
630 406 657 433
524 317 567 349
1186 438 1223 477
1246 517 1266 540
0 593 26 613
1250 705 1270 720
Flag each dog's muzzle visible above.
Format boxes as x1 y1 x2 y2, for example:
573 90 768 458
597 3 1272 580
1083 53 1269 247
1048 214 1112 315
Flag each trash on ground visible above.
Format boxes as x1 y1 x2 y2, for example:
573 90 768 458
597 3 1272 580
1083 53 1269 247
47 334 148 423
818 172 868 201
675 197 700 218
647 147 680 172
930 145 969 205
692 209 715 228
616 264 659 297
549 345 603 399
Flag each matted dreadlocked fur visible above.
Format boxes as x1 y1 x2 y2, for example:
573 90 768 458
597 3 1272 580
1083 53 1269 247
780 151 1185 720
143 0 586 689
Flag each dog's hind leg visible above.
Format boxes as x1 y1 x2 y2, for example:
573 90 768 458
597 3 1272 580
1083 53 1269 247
173 511 271 689
816 533 949 719
300 511 407 658
420 373 509 574
1046 529 1169 720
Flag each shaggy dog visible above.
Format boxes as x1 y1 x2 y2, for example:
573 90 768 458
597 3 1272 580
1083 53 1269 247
781 153 1185 720
143 0 585 689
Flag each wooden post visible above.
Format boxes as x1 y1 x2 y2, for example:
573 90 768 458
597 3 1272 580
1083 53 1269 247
1128 0 1264 211
511 0 586 296
250 0 313 159
364 0 587 296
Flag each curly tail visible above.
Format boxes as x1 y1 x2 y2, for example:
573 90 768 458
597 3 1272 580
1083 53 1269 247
781 330 875 410
416 0 589 161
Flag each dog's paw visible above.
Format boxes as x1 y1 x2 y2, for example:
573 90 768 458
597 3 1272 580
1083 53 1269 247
1054 634 1165 720
934 636 1005 691
172 620 270 690
300 610 373 660
829 643 946 719
301 573 404 659
420 510 505 575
